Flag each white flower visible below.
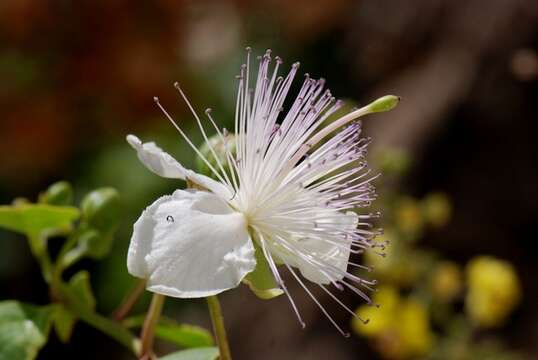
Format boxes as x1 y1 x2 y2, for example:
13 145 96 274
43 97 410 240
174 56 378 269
127 48 398 335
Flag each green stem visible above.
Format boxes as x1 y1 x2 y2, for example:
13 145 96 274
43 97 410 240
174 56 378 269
207 295 232 360
77 305 141 355
28 235 53 284
113 279 147 321
58 282 141 355
139 293 165 359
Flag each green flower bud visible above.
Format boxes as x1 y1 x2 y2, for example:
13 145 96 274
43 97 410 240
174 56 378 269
367 95 400 113
40 181 73 205
81 188 121 234
196 132 236 179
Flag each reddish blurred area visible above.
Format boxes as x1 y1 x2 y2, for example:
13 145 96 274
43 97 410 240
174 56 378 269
0 0 185 188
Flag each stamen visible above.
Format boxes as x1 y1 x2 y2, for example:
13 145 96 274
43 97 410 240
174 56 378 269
153 97 226 184
286 264 350 337
173 82 235 189
255 229 306 329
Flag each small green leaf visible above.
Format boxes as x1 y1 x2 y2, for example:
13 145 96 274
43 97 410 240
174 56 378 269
81 188 121 234
76 227 113 259
243 242 283 300
123 316 213 349
0 204 79 238
78 188 120 258
0 301 54 360
67 271 96 310
39 181 74 206
159 347 219 360
155 322 213 349
52 305 76 343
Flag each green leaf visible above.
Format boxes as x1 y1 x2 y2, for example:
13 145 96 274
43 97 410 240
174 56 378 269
0 301 54 360
66 271 96 310
243 242 283 300
155 322 213 349
79 188 121 258
76 227 115 259
159 347 219 360
52 305 76 343
0 204 79 238
123 316 213 349
39 181 74 206
81 188 121 234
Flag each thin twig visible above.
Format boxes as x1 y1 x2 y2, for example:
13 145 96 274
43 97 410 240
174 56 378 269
139 293 165 359
113 279 147 321
207 295 232 360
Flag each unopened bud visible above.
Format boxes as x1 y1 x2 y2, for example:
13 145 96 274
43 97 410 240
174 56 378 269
367 95 400 113
81 188 121 234
40 181 73 205
196 132 237 179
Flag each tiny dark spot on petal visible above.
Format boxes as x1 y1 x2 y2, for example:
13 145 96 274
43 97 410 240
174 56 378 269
166 215 174 223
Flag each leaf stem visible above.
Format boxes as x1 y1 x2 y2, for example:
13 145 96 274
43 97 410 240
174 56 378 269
139 293 165 359
206 295 232 360
58 282 141 355
28 235 53 284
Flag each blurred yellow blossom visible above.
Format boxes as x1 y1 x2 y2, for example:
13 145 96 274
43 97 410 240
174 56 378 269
431 261 462 302
422 192 452 228
364 235 429 287
397 298 434 357
353 286 435 359
353 286 399 337
364 230 396 274
376 148 411 175
465 256 521 328
395 197 424 235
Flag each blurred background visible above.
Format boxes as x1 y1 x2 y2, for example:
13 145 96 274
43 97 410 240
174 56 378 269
1 0 537 359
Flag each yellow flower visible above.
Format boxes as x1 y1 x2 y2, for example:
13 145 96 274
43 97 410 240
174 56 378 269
353 286 434 359
465 256 521 327
421 192 451 228
395 197 423 235
397 298 434 357
430 261 462 302
364 230 395 274
353 286 398 337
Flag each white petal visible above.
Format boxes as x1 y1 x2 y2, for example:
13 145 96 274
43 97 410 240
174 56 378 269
128 189 256 298
126 134 233 199
127 134 189 179
284 211 358 285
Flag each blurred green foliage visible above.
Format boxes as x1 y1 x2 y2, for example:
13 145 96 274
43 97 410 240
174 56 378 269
0 181 215 359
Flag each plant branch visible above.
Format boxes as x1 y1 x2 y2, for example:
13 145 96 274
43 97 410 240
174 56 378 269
113 279 147 321
139 293 165 359
207 295 232 360
58 282 141 355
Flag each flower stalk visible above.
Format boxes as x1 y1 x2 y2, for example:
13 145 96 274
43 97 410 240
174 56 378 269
139 293 166 359
207 295 232 360
113 279 147 321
